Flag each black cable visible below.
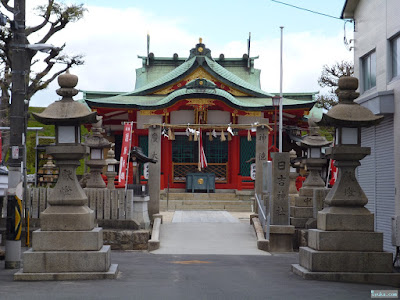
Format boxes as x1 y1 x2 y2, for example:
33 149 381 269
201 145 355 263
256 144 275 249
271 0 344 21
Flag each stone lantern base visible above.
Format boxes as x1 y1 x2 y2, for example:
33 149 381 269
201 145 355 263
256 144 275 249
14 204 118 281
292 206 400 287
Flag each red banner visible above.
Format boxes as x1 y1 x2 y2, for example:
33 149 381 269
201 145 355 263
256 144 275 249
118 122 133 184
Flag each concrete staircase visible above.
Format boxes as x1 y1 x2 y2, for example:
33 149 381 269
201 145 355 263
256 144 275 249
160 189 254 212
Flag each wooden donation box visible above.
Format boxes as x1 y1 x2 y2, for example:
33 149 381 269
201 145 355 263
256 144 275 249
186 173 215 193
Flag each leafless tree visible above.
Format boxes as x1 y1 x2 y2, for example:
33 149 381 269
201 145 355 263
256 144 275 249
316 60 354 110
0 0 86 161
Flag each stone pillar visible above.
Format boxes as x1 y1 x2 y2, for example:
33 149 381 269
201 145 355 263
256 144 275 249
269 152 294 252
255 126 269 214
148 124 161 219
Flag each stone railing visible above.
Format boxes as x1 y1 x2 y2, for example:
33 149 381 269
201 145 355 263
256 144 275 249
11 188 138 220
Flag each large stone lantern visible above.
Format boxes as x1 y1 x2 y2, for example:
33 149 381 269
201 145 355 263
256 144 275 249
292 77 400 286
15 70 118 281
84 117 111 188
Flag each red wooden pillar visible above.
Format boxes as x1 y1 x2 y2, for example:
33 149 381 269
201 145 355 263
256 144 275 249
161 137 172 190
229 135 240 190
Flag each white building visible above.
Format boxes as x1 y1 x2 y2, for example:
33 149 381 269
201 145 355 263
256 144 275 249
342 0 400 252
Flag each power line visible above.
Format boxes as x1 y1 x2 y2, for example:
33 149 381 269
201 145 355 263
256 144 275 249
271 0 343 21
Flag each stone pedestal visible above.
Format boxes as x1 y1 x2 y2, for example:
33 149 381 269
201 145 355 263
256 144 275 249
269 225 295 252
106 171 117 189
133 195 151 229
292 206 400 286
86 160 106 188
290 158 329 248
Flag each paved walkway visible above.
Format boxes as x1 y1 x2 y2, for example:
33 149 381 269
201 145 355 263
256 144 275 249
153 211 269 255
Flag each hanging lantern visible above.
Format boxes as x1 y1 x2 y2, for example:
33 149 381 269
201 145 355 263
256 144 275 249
208 132 213 141
220 130 226 142
247 130 252 141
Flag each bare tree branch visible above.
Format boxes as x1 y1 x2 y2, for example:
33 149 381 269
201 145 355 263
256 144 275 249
316 61 354 109
25 0 55 36
0 0 15 13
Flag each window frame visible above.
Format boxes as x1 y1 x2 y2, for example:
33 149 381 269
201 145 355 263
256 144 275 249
390 33 400 80
361 50 377 92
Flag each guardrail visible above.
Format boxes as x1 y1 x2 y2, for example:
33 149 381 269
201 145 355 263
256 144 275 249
255 193 266 228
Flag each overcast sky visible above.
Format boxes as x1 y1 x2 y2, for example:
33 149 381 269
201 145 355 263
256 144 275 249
22 0 353 107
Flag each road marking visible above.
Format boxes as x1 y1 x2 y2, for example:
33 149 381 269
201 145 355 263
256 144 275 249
171 260 213 265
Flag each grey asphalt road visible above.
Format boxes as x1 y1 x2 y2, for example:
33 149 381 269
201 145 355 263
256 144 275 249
0 251 389 300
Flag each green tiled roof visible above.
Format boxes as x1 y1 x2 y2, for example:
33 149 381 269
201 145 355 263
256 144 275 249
204 56 274 97
125 56 197 96
85 85 315 111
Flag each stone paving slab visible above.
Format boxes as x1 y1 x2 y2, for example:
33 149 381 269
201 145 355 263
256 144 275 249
172 210 240 223
152 210 268 256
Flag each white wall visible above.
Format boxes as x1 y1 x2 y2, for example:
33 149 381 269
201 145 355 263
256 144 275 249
353 0 400 214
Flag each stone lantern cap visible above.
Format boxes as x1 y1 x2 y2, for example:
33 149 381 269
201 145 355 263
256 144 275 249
32 70 97 126
130 146 157 164
318 76 383 128
301 118 332 148
106 144 119 166
84 117 111 149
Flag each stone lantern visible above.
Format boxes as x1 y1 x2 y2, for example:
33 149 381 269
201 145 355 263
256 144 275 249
15 70 118 281
300 118 331 189
290 118 331 247
105 144 119 190
84 117 111 188
292 77 400 286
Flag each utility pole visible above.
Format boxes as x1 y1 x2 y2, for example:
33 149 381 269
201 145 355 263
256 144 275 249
5 0 27 269
279 26 284 153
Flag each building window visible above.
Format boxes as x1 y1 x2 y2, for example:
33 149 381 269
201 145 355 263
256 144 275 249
362 51 376 91
392 35 400 79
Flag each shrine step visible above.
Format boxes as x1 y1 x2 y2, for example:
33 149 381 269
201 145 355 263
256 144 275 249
160 192 254 212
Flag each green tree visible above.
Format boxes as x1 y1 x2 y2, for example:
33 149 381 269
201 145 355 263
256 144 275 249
0 0 86 161
316 61 354 110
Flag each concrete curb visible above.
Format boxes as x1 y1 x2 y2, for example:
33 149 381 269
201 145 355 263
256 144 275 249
148 217 162 251
251 215 269 251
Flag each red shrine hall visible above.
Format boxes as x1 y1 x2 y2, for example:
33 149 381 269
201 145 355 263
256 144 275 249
83 40 316 191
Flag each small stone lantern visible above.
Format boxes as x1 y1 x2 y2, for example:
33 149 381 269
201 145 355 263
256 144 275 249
15 70 118 281
105 144 119 189
84 117 111 188
292 76 399 286
301 118 331 189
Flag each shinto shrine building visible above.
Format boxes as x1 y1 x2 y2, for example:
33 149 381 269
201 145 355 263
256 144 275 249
82 40 316 191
